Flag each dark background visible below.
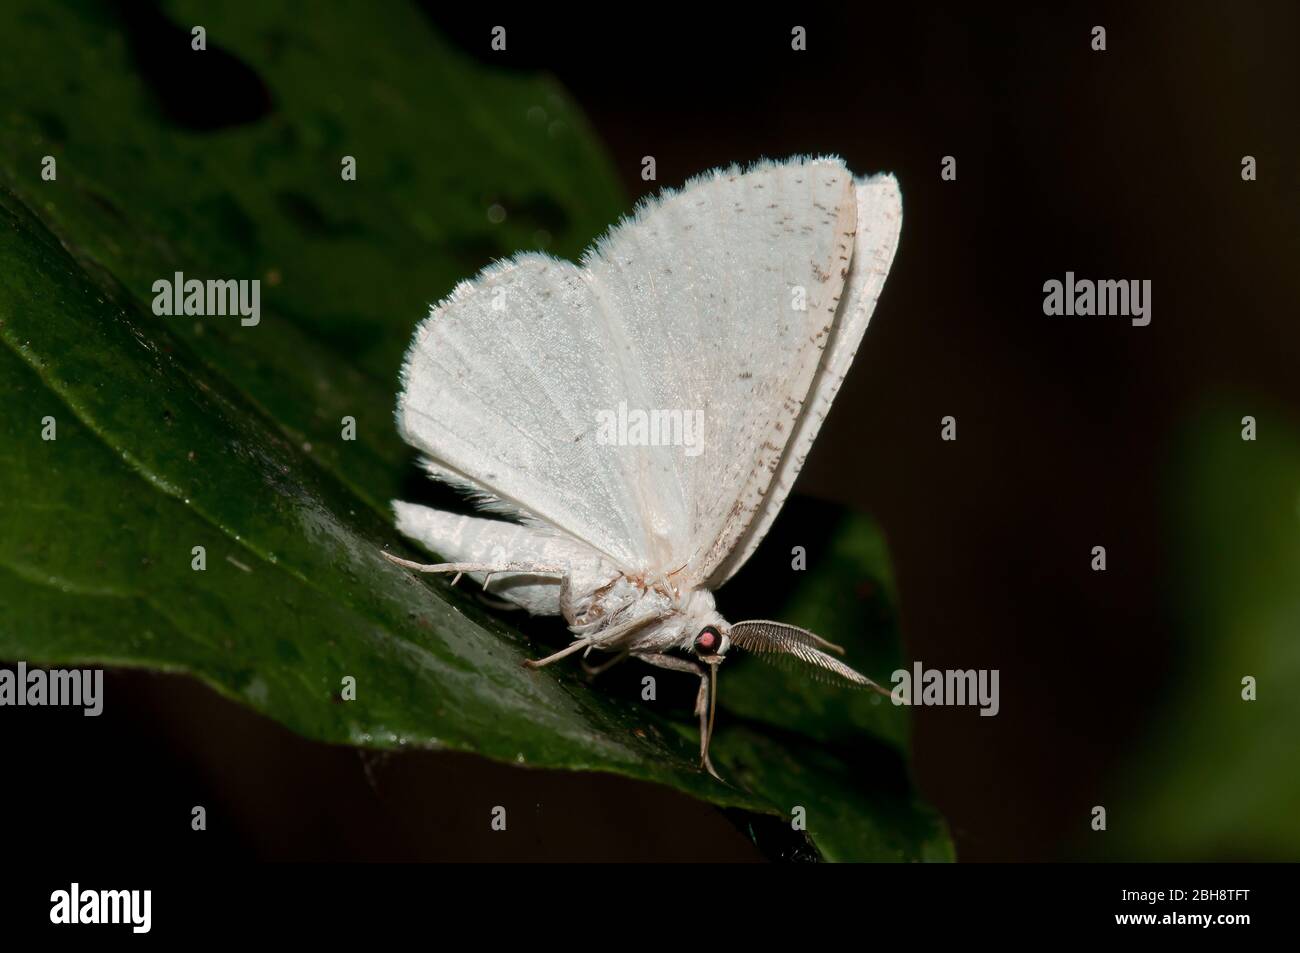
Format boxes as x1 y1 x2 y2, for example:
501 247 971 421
6 3 1298 861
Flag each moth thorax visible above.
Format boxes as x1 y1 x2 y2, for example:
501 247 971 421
679 587 718 619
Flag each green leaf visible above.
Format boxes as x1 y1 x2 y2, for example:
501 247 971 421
719 725 954 863
0 0 950 860
0 0 624 514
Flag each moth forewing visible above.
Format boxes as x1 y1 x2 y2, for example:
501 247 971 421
705 173 903 588
682 168 859 587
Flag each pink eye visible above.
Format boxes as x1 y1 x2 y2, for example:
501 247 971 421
694 625 721 654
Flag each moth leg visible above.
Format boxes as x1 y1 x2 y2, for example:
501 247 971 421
527 612 652 673
380 551 566 589
522 637 593 669
635 653 723 781
580 649 629 676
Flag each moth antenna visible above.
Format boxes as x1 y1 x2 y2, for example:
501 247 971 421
727 620 889 696
730 618 846 655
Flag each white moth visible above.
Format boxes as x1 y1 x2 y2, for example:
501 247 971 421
385 155 902 778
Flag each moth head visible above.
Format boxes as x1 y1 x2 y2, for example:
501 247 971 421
692 624 730 659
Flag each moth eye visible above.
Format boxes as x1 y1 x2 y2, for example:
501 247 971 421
694 625 722 654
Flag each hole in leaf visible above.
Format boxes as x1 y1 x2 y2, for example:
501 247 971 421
114 0 273 131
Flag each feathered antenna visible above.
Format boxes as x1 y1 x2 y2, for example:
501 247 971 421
727 620 890 696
